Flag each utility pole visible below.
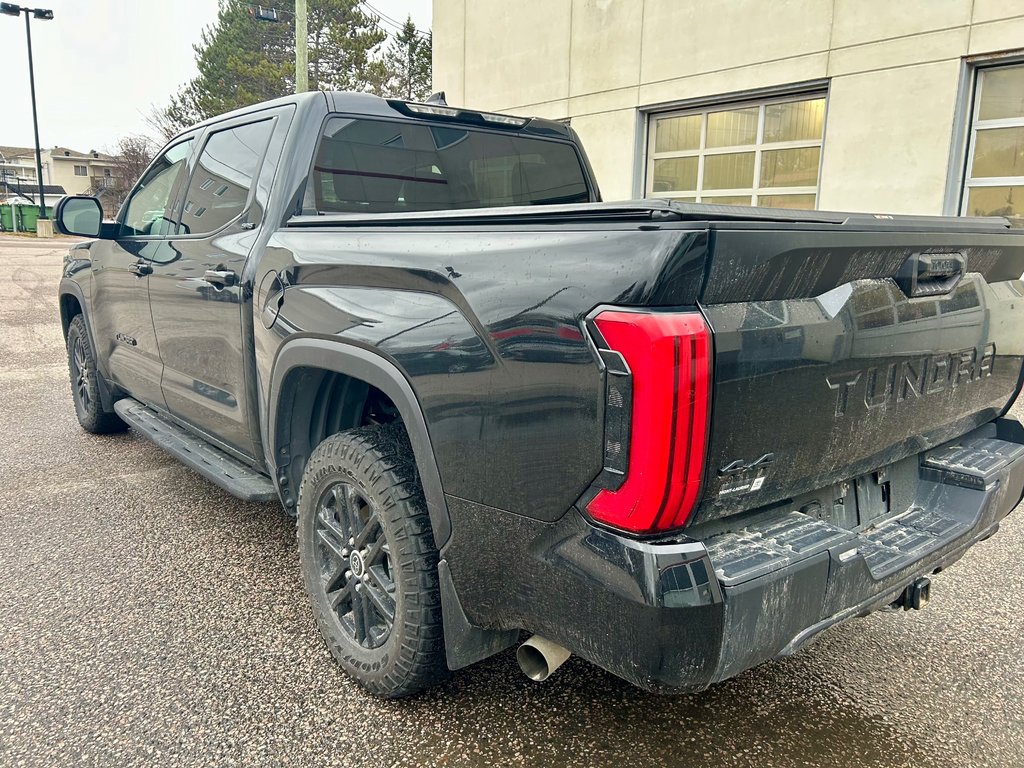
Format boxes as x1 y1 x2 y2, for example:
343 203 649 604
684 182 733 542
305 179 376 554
295 0 308 93
1 3 53 223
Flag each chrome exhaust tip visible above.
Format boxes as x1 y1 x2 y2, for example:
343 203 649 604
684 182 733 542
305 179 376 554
516 635 571 681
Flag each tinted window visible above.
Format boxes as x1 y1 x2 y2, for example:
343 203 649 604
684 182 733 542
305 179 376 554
180 120 274 235
122 139 193 236
311 117 590 213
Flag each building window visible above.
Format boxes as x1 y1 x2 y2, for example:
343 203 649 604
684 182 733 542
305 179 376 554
646 94 826 209
962 63 1024 228
73 165 87 176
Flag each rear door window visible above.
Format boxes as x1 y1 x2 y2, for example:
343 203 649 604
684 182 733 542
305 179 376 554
179 120 274 235
311 117 590 213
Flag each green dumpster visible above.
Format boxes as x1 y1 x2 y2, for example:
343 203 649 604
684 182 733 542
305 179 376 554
7 204 54 233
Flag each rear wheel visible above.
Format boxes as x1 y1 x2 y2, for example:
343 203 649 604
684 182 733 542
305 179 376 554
297 424 448 697
66 315 125 434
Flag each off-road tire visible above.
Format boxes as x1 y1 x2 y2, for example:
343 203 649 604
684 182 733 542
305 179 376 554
66 315 126 434
297 424 448 698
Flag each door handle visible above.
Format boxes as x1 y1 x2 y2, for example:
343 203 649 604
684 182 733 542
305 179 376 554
203 269 238 287
128 261 153 277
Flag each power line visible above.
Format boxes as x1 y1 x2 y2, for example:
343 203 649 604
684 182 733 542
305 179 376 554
359 2 430 40
234 1 429 41
362 2 417 32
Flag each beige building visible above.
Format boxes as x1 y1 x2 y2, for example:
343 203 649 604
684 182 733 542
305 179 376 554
0 145 66 211
0 146 39 186
432 0 1024 225
42 147 118 197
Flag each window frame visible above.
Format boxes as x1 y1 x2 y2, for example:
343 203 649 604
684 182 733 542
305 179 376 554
959 60 1024 223
643 90 828 208
73 164 88 176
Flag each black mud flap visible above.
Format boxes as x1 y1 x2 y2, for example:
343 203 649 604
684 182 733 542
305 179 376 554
438 559 519 671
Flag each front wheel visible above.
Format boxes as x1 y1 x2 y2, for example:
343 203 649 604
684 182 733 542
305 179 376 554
297 424 448 698
66 315 125 434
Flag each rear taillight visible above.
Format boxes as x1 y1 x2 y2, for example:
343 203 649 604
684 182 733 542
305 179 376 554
585 310 712 534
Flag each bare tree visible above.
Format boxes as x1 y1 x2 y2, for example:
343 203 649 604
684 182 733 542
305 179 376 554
146 90 202 143
113 135 157 183
91 135 157 217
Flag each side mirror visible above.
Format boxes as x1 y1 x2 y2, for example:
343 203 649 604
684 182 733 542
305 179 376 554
54 196 103 238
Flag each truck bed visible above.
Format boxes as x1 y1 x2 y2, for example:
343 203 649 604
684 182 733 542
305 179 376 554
281 199 1024 531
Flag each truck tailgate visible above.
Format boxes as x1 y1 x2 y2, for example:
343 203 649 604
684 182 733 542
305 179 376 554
693 224 1024 525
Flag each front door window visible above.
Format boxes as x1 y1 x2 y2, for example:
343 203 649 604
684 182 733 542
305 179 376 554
121 140 194 236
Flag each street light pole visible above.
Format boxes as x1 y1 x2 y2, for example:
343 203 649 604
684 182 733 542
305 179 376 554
1 3 54 221
24 10 46 220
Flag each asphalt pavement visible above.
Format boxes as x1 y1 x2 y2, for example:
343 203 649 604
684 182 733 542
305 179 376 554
1 234 1022 768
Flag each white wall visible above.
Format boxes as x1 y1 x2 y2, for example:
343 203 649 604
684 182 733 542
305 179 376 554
433 0 1024 211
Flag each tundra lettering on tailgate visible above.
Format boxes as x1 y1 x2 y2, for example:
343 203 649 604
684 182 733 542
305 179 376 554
827 344 996 417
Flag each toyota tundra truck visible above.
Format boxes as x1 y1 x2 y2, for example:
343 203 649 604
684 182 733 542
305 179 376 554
54 91 1024 697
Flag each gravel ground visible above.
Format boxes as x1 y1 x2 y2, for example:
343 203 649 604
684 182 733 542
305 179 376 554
1 235 1022 768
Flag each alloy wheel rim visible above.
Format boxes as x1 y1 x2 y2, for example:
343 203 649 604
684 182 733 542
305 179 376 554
72 336 91 411
313 481 396 649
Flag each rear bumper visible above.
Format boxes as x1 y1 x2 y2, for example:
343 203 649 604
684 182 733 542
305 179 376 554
443 418 1024 691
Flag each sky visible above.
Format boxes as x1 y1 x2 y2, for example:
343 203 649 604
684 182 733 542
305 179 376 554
0 0 432 153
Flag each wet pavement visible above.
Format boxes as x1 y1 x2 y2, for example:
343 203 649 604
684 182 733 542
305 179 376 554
1 234 1022 767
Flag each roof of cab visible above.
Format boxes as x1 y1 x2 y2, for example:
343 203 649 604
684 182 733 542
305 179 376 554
177 90 572 142
326 91 572 139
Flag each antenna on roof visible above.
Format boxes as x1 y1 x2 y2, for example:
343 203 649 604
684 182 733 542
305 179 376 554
425 91 447 105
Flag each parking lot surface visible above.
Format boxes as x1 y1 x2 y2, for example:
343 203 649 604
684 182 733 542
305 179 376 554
1 234 1022 768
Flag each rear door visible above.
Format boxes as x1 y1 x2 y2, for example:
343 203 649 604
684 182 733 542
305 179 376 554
149 112 283 459
89 137 196 408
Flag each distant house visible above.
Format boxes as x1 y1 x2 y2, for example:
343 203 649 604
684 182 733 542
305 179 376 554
42 147 123 216
0 145 40 187
0 146 66 210
1 144 126 218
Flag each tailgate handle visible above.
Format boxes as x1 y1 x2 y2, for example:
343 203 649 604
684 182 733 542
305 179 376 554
895 252 964 298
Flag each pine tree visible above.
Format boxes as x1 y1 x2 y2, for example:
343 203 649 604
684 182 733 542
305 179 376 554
183 0 295 118
373 17 432 100
158 0 392 128
307 0 387 92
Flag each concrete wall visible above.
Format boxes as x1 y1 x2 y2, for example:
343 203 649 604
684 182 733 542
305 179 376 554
432 0 1024 212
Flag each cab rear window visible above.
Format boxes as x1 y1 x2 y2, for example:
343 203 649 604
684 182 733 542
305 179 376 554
310 117 591 213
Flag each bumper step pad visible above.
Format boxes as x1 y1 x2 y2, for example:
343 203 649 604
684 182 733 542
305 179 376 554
705 435 1024 586
857 507 969 576
705 513 852 585
706 507 971 586
922 437 1024 490
114 398 277 502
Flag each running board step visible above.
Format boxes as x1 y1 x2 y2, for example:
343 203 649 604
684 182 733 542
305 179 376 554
114 398 277 502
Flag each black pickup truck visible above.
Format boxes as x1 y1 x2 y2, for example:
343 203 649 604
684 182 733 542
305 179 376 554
55 91 1024 698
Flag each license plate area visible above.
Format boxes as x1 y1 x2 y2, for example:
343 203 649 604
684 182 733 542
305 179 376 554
805 470 892 532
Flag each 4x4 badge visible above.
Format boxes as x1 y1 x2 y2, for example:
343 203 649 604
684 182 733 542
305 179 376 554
719 453 775 476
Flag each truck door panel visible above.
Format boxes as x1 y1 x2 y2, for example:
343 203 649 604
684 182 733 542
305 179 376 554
89 138 195 408
150 117 278 458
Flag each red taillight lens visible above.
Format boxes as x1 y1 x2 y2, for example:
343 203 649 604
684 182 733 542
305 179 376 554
586 311 712 534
